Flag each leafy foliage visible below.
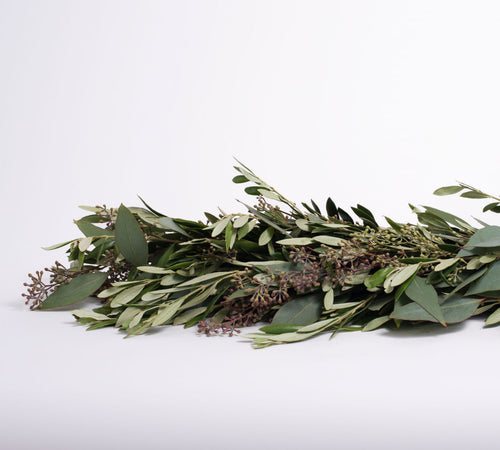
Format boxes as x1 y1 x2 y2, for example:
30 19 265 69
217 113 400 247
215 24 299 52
23 164 500 348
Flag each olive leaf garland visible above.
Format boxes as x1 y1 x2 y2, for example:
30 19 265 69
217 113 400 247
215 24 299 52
22 162 500 348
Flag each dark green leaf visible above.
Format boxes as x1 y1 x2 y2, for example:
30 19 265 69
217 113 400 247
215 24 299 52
245 186 261 196
232 175 248 184
483 202 500 212
115 204 148 267
272 293 323 325
204 212 219 224
41 273 108 309
337 207 354 224
367 295 394 312
301 202 316 215
310 199 322 215
352 204 378 228
137 195 165 217
259 324 302 334
404 276 446 325
365 267 395 289
86 319 116 330
326 198 338 217
385 216 403 232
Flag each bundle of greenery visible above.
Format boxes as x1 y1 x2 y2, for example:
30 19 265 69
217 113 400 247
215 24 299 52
23 161 500 348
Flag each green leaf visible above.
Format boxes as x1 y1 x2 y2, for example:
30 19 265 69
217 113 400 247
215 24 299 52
245 186 261 196
461 226 500 249
41 273 108 309
275 238 314 246
173 307 207 326
110 284 145 308
177 271 235 288
259 324 302 334
484 307 500 327
272 293 323 325
232 175 248 184
444 267 489 299
385 216 403 232
324 289 334 310
422 206 474 231
71 309 110 321
115 306 142 329
483 202 500 212
258 226 274 246
433 185 464 196
233 215 249 229
75 220 114 237
225 220 234 252
136 195 165 217
326 198 338 217
137 266 174 274
312 236 343 246
390 264 420 287
466 260 500 297
115 205 148 267
154 217 189 237
212 216 231 237
365 267 395 289
259 188 281 201
86 319 116 330
391 295 480 324
461 191 489 199
404 276 446 325
151 298 184 327
78 237 93 252
434 258 459 272
42 239 76 251
362 316 391 332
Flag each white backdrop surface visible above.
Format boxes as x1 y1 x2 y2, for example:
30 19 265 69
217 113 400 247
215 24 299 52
1 1 500 449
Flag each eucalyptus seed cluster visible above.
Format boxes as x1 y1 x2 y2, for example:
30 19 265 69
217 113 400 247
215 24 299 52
22 262 73 310
351 224 446 258
255 195 294 226
197 318 240 337
317 243 375 287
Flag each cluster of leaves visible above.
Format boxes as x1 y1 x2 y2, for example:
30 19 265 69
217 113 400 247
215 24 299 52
24 162 500 348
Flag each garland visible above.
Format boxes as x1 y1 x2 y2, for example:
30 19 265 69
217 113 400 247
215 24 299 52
23 161 500 348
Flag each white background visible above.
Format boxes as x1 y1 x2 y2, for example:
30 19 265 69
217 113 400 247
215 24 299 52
2 1 500 449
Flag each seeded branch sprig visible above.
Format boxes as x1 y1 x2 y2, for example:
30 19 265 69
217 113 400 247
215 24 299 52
23 162 500 347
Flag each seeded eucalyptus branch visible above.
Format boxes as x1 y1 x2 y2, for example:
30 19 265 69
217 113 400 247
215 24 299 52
23 163 500 347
